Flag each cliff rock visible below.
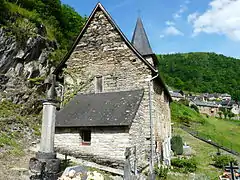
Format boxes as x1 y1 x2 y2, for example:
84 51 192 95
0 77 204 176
0 26 57 112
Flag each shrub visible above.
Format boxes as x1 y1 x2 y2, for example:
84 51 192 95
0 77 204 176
190 104 199 113
154 165 168 180
212 155 238 168
178 99 189 106
171 157 197 173
171 135 183 155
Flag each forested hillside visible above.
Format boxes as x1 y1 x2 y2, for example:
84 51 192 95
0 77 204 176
0 0 86 64
157 53 240 100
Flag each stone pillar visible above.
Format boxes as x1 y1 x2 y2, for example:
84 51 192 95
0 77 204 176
38 101 57 157
29 75 61 180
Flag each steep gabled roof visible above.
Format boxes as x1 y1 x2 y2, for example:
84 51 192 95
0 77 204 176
53 3 157 74
132 18 153 56
55 90 144 127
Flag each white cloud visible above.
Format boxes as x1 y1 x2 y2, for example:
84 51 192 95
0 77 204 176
165 21 175 26
188 0 240 41
173 13 181 19
164 26 184 36
160 34 165 38
173 1 189 19
187 12 199 23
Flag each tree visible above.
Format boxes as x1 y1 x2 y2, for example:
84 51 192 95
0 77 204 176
228 112 235 119
171 135 183 155
217 111 223 119
157 52 240 100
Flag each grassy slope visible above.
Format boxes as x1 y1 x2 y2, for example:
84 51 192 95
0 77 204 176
171 102 240 152
168 127 222 180
0 101 41 156
170 102 240 179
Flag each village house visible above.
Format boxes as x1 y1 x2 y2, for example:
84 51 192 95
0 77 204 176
189 100 221 117
221 93 231 101
169 90 185 101
53 3 172 170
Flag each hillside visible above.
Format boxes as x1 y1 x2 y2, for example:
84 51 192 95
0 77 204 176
171 101 240 153
0 0 85 160
157 52 240 100
0 0 86 64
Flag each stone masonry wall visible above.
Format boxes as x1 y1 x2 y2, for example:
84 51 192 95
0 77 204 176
61 9 152 167
55 127 130 168
152 80 171 163
198 106 219 117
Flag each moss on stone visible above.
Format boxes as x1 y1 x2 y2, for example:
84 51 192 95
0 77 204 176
28 76 46 85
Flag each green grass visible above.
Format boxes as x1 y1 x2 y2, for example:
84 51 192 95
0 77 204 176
171 101 205 124
5 2 57 41
196 117 240 152
0 132 24 156
0 101 41 156
171 102 240 153
171 128 222 180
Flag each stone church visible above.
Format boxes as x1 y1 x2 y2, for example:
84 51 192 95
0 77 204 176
53 3 172 169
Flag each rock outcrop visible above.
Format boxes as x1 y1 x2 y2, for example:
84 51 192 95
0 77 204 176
0 26 57 110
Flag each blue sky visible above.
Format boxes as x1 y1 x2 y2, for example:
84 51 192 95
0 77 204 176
61 0 240 58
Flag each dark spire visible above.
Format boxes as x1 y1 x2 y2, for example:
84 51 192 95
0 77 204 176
132 18 153 56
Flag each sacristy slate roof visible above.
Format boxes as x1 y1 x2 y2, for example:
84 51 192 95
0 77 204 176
132 18 153 56
55 90 144 127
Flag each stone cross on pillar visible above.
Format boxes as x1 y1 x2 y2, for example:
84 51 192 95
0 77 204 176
37 74 58 159
29 74 61 180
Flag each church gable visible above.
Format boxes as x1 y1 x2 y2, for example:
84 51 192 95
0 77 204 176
54 3 156 75
57 3 159 95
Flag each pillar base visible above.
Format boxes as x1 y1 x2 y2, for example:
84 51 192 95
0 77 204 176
29 155 61 180
36 151 56 159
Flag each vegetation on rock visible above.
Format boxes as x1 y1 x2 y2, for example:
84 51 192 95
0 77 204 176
157 52 240 100
1 0 86 64
0 100 41 155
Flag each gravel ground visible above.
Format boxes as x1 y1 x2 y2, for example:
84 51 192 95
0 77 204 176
0 149 34 180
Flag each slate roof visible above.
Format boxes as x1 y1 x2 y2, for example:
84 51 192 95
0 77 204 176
170 92 184 98
193 100 219 108
132 18 153 56
55 90 144 127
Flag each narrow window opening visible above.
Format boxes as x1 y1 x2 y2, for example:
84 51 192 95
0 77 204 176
81 130 91 145
95 76 103 93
